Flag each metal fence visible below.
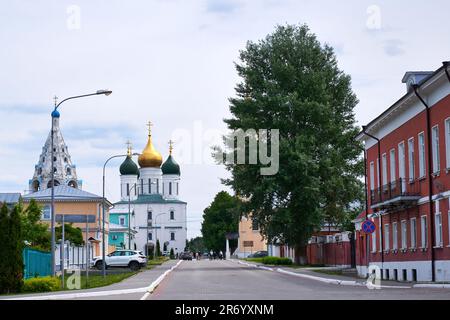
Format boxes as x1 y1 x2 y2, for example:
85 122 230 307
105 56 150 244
55 243 94 271
23 247 52 279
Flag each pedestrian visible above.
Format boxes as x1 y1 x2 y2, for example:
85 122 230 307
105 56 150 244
219 250 223 260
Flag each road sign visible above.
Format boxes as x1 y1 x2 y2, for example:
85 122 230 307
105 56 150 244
362 220 376 234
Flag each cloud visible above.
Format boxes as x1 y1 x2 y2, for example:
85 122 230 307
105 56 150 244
383 39 405 57
206 0 240 14
0 104 49 115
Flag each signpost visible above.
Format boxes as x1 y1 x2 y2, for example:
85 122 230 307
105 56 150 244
362 220 376 234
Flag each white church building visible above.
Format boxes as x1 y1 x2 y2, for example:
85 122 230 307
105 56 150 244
110 123 187 256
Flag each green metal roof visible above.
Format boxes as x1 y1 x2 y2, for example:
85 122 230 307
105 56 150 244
119 156 139 176
114 193 186 205
161 155 180 175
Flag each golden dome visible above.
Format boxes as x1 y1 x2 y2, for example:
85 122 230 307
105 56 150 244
138 122 163 168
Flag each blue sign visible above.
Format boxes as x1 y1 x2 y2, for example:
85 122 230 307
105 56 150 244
362 220 376 234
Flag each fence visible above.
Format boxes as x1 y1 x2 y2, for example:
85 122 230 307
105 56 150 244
23 247 52 279
55 243 94 271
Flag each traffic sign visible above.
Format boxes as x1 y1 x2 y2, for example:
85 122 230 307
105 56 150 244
361 220 376 234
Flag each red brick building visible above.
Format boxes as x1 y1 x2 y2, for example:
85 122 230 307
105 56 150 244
354 62 450 282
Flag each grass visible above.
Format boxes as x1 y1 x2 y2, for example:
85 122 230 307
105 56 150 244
146 256 170 269
61 270 138 290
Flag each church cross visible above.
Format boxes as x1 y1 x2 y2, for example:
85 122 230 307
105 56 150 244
53 95 58 107
168 140 174 155
147 121 153 136
126 140 132 156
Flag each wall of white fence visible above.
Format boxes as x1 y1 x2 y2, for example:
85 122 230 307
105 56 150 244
55 243 94 271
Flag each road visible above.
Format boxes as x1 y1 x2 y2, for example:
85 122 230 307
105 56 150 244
148 259 450 300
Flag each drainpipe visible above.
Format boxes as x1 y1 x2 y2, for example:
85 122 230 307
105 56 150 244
412 84 436 282
361 126 384 275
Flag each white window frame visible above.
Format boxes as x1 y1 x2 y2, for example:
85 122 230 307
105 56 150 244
432 125 440 174
445 118 450 170
421 215 428 248
418 132 426 178
370 161 375 191
371 230 377 253
398 141 406 181
408 137 415 182
392 222 398 250
382 153 388 188
410 218 417 248
119 216 125 226
401 220 407 249
390 149 396 183
379 218 382 252
384 223 390 251
435 200 443 247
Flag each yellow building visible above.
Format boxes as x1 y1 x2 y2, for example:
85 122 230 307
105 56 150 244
23 185 113 256
237 216 267 258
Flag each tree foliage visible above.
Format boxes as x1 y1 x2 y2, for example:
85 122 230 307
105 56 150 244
55 223 84 246
186 236 205 253
222 24 364 257
21 199 51 250
201 191 240 253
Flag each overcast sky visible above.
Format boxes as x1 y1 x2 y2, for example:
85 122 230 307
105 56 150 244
1 0 449 239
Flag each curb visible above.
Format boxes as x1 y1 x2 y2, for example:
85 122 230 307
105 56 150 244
413 284 450 289
140 260 182 300
231 259 411 289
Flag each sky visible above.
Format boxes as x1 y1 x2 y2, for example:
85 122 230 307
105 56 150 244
0 0 449 239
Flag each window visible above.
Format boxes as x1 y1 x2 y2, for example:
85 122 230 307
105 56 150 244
379 218 382 252
421 216 428 248
148 233 152 240
170 210 174 220
126 183 130 196
408 138 415 181
371 231 377 253
398 142 406 182
401 220 407 249
370 162 375 191
42 205 51 220
170 232 175 241
176 183 179 195
390 149 396 183
432 125 440 174
384 224 390 251
435 200 442 247
156 179 159 193
410 218 417 248
134 183 137 196
141 179 144 195
418 132 426 178
112 235 118 240
119 216 125 226
252 219 259 231
169 182 172 195
392 222 398 250
147 211 152 221
382 153 388 187
148 179 151 193
445 118 450 169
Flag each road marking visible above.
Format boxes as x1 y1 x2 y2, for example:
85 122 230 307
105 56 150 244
140 260 183 300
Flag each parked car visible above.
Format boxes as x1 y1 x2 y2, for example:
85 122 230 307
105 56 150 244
179 252 193 260
247 251 268 258
92 250 147 271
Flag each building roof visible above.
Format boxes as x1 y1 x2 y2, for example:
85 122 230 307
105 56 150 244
114 193 186 205
356 61 450 142
23 185 111 205
0 193 21 204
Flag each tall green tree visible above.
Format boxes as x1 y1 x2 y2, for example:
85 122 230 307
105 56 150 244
0 203 10 293
21 199 51 250
222 24 363 263
201 191 240 253
55 223 83 246
186 236 205 253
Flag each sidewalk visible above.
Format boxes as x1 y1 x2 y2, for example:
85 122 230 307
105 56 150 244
1 259 180 300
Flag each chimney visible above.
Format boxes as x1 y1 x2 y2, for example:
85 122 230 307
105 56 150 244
402 71 434 92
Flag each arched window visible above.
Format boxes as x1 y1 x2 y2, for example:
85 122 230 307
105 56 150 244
47 180 60 188
32 180 40 192
169 182 172 195
66 167 71 175
68 180 78 188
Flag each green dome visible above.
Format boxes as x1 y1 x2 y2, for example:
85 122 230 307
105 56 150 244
120 156 139 176
161 155 180 175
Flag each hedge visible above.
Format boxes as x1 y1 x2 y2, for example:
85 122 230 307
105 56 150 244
22 276 60 293
261 256 293 265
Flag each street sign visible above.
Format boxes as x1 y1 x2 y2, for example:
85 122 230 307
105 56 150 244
243 241 254 247
56 214 96 223
362 220 376 234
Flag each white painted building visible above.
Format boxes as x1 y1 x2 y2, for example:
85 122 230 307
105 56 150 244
110 125 187 256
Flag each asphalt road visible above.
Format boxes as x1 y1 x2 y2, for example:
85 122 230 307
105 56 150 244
148 259 450 300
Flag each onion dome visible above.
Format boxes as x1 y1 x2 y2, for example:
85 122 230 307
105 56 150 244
162 140 180 175
120 143 139 175
51 109 60 118
138 121 163 168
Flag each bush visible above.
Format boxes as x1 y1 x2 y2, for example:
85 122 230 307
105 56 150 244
169 248 175 259
261 256 293 265
22 276 60 293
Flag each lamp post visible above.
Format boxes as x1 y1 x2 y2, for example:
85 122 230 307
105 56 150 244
154 212 167 259
50 90 111 276
101 153 127 278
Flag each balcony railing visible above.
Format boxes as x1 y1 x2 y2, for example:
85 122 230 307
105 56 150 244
370 178 421 207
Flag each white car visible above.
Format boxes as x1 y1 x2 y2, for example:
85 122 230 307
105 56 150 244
92 250 147 271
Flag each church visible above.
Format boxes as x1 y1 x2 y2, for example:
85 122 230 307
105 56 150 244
110 122 187 256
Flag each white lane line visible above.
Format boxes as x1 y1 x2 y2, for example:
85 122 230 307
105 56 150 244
140 260 183 300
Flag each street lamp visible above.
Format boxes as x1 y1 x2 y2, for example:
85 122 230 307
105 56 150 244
154 212 167 259
50 90 112 276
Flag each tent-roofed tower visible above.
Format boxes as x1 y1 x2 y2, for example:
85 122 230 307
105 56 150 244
29 109 81 193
